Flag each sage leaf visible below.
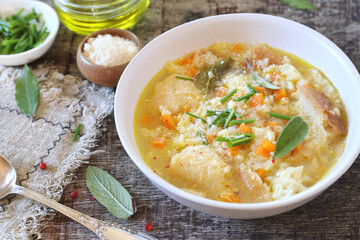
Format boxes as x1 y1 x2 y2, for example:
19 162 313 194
246 58 280 90
86 166 136 219
196 57 231 93
280 0 316 10
15 65 39 118
274 116 309 159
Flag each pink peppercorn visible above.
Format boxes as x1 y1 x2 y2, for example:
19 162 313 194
70 190 78 199
145 222 152 231
39 162 47 170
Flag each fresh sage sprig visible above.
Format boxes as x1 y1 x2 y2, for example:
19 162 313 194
195 57 231 93
86 166 136 219
246 57 280 90
280 0 316 10
15 65 39 118
274 116 309 159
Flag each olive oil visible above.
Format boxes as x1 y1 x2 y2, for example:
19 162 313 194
52 0 149 35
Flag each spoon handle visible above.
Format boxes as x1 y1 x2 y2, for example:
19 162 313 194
12 185 156 240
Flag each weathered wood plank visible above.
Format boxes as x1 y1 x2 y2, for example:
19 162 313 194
37 0 360 239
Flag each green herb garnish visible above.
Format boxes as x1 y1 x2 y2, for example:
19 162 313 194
195 57 231 93
15 65 39 118
228 119 256 126
273 116 309 159
197 130 208 146
86 166 136 219
208 109 241 128
186 112 207 123
220 89 238 104
269 112 293 120
280 0 316 10
233 84 259 102
175 76 195 81
224 108 236 128
246 57 280 90
215 133 255 148
73 123 83 141
0 8 49 55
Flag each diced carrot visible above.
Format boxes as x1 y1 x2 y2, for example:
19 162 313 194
256 146 271 158
161 114 177 129
249 93 264 107
219 193 241 203
254 86 265 94
207 134 217 144
186 66 198 78
274 87 287 101
179 58 193 66
215 87 227 97
141 115 153 126
239 123 252 134
302 83 311 87
152 138 166 148
232 44 243 53
261 138 275 152
292 143 303 152
228 146 241 156
255 168 267 181
264 121 278 130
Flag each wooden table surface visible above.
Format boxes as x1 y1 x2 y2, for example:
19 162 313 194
37 0 360 239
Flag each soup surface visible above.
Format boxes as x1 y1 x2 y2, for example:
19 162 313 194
134 43 347 203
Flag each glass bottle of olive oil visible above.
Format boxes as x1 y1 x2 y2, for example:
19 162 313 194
52 0 149 35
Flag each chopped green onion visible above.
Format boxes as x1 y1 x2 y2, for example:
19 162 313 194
214 136 230 142
215 118 226 127
228 119 256 126
175 76 195 81
215 133 255 147
233 84 259 102
197 130 208 146
73 123 83 141
234 133 254 137
228 136 255 147
220 89 238 104
186 112 207 123
247 84 259 93
224 108 236 128
0 8 49 55
269 112 293 120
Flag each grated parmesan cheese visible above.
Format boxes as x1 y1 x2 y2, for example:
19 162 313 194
83 34 139 67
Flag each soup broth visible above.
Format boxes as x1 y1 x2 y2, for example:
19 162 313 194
134 43 347 203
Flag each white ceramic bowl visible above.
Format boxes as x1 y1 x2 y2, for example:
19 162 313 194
0 0 59 66
114 14 360 219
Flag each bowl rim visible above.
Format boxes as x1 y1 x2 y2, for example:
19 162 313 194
0 0 59 62
77 28 142 70
115 13 360 212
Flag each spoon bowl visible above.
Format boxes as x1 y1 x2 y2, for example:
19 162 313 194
0 154 156 240
0 154 16 199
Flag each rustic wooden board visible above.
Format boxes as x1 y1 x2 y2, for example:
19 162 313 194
36 0 360 239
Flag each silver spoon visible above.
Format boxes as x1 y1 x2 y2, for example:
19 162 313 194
0 154 156 240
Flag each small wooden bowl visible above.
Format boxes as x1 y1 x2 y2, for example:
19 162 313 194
76 28 141 87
